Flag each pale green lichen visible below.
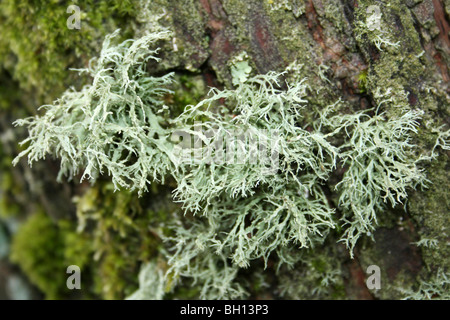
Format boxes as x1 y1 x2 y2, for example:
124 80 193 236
413 238 439 249
13 29 176 195
354 3 401 52
229 52 253 86
318 105 427 253
268 0 305 18
431 126 450 157
12 28 444 299
73 180 176 299
277 248 345 299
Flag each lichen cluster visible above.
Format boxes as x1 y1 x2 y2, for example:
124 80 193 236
2 0 449 300
13 30 176 194
11 26 447 299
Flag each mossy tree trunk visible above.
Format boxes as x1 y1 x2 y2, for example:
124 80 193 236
145 0 449 299
0 0 448 299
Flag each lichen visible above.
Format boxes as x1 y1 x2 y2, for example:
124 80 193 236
229 52 253 86
12 27 443 296
0 0 138 102
399 269 450 300
7 1 450 300
268 0 305 18
277 247 345 299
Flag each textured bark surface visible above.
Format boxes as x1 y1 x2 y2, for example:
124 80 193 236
136 0 450 299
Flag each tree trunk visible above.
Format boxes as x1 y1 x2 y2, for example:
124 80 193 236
0 0 448 300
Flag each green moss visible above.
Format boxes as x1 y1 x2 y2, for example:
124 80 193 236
229 51 253 86
0 171 21 218
6 0 449 300
74 182 177 299
357 70 368 94
167 285 202 299
0 141 16 218
354 0 440 116
0 0 138 103
268 0 305 18
408 157 450 271
9 211 93 299
311 258 327 274
277 247 345 299
166 73 207 115
352 1 449 281
9 181 178 300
